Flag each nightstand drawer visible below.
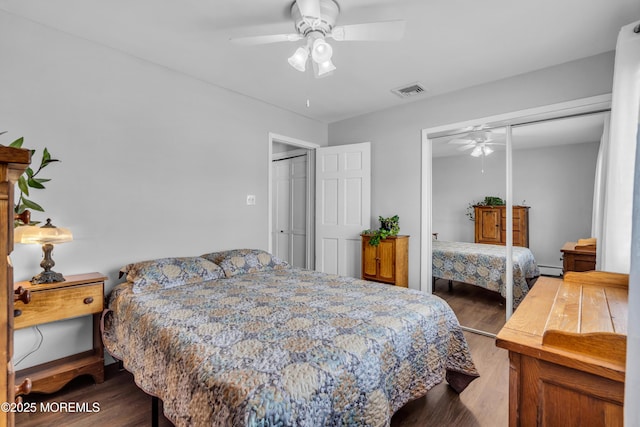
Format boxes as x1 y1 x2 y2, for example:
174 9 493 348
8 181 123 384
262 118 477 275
14 282 103 329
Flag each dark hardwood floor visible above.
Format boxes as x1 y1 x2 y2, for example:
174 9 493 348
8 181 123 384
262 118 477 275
433 278 506 335
16 286 509 427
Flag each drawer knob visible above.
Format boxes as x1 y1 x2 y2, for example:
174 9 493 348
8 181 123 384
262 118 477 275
14 309 21 318
83 297 94 304
14 286 31 304
15 378 32 396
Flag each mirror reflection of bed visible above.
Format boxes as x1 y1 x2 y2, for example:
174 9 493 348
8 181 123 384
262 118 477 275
431 128 508 335
430 112 608 336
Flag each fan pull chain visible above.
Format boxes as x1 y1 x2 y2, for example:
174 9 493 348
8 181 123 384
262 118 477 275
305 65 312 108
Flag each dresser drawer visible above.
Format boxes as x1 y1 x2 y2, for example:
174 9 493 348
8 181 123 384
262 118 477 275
14 282 104 329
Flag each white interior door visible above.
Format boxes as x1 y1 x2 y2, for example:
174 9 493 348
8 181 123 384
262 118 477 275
315 142 371 277
272 155 308 268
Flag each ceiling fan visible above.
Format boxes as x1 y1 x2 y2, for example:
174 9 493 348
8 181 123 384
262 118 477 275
230 0 406 78
448 130 505 157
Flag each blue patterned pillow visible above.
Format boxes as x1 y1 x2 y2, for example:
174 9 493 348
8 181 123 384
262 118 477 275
200 250 236 266
122 257 225 293
213 249 290 278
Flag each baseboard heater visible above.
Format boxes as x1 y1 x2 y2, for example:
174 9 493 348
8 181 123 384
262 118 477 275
537 264 563 277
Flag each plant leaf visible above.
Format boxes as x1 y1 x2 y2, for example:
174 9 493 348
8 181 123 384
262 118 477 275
34 178 50 183
18 176 29 196
15 204 26 214
27 178 45 189
42 159 60 168
25 167 34 178
21 198 44 212
9 137 24 148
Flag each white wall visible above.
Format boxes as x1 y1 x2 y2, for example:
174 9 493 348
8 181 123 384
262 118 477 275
1 11 327 368
433 150 506 243
433 142 599 271
329 52 615 289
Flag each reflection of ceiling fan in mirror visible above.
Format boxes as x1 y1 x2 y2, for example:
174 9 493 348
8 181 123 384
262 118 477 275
230 0 406 78
448 130 506 157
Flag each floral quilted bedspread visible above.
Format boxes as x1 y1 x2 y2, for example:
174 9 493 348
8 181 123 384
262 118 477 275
103 268 479 426
432 240 540 307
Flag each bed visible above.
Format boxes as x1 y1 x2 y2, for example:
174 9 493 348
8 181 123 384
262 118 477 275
102 249 479 426
431 240 540 308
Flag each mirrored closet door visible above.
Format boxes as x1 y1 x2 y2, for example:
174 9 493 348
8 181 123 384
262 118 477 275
422 97 611 337
511 113 609 279
430 127 508 335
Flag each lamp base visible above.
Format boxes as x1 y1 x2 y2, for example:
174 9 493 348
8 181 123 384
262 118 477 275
31 270 66 285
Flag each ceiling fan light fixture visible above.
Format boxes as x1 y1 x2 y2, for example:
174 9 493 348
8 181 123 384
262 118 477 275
482 145 494 156
311 37 333 63
314 59 336 78
288 46 309 72
470 146 483 157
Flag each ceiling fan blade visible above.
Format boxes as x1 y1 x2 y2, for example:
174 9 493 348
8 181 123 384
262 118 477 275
330 20 406 42
484 135 505 143
448 137 472 145
457 143 477 151
296 0 321 19
230 33 303 46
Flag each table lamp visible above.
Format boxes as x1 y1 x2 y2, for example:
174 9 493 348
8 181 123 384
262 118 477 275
15 218 73 284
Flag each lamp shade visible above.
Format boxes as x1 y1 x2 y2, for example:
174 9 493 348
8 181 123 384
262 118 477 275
470 146 483 157
311 38 333 64
315 59 336 78
15 218 73 245
288 47 309 72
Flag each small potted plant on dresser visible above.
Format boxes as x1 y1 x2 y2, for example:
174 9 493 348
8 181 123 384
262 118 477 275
361 215 409 287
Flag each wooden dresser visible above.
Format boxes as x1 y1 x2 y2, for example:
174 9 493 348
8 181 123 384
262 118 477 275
474 205 529 247
496 271 627 427
0 146 31 427
560 241 596 273
361 235 408 287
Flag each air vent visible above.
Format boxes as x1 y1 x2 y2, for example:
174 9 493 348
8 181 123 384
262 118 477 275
391 82 427 99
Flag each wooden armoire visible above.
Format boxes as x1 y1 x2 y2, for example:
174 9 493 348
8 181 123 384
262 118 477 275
474 205 530 247
0 146 31 427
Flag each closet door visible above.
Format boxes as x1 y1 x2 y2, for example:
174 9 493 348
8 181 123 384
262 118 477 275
272 159 291 263
290 156 307 268
272 155 308 268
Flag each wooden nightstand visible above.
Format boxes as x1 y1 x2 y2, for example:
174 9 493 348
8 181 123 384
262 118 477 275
13 272 106 394
560 242 596 274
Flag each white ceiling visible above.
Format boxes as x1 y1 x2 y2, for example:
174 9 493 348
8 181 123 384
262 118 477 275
1 0 637 123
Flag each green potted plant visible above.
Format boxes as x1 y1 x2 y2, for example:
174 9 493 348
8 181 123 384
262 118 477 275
465 196 504 221
1 132 60 226
362 215 400 246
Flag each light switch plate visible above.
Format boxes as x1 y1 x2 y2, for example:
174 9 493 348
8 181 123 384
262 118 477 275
246 195 256 205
